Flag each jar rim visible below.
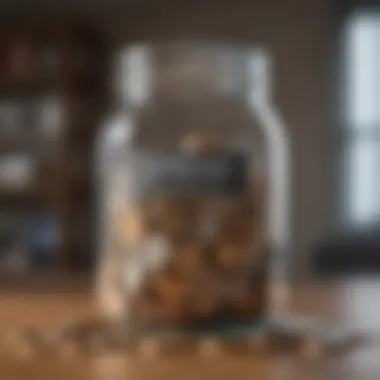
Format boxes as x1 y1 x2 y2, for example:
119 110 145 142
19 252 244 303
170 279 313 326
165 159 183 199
119 39 270 59
115 39 272 106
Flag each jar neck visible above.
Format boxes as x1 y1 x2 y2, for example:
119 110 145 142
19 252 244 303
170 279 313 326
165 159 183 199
114 43 271 109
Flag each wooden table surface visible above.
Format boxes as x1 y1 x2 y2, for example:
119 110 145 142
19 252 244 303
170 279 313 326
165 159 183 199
1 278 380 380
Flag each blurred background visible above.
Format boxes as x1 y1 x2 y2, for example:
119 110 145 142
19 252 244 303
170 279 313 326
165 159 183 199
0 0 378 283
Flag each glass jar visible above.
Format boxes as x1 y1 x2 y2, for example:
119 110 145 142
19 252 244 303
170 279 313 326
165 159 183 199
96 42 291 339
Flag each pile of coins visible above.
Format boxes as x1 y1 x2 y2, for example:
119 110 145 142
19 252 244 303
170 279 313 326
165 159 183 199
102 134 269 331
132 193 267 326
0 319 363 359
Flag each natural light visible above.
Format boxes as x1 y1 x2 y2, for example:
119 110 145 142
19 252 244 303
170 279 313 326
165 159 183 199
344 12 380 226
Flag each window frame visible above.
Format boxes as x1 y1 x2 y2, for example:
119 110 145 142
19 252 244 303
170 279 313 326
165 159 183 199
334 4 380 228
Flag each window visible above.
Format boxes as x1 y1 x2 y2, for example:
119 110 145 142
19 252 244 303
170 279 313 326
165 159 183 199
343 12 380 227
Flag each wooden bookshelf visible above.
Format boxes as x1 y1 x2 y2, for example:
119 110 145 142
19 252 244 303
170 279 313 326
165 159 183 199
0 21 108 278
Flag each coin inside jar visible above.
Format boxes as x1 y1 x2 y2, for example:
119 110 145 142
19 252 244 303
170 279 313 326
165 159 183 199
118 209 145 244
174 244 205 275
186 270 222 320
181 133 223 155
148 197 201 241
216 244 248 269
152 271 186 305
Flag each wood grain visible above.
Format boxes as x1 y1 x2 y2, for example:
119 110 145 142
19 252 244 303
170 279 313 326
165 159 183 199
1 278 380 379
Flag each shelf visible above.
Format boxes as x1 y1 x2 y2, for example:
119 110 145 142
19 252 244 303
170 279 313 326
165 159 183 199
0 22 108 273
0 189 46 208
0 271 91 290
0 172 56 207
0 134 60 154
0 75 55 98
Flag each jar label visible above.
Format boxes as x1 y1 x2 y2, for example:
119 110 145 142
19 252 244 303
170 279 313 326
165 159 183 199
134 152 248 196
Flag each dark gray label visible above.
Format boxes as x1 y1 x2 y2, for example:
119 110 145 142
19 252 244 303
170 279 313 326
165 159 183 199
135 152 248 196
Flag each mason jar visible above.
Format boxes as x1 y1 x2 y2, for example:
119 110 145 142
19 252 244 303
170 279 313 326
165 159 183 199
96 42 291 340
